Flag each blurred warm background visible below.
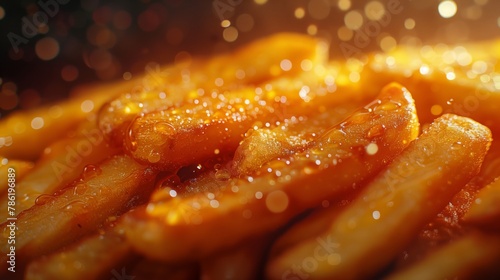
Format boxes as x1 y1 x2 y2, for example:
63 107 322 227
0 0 499 118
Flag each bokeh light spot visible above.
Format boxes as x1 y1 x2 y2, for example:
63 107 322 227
223 27 238 42
236 14 254 32
221 19 231 28
404 18 416 30
31 117 45 130
337 26 354 41
380 35 397 52
338 0 351 11
307 24 318 35
61 65 79 82
123 72 132 80
294 7 305 19
35 37 60 61
364 1 385 21
81 100 94 113
265 190 289 213
344 10 363 30
438 1 458 18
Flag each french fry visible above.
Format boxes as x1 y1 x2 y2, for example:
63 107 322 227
393 139 500 268
463 177 500 231
0 120 120 223
125 58 378 171
362 40 500 131
25 222 134 280
0 79 137 161
124 69 327 170
269 203 350 263
386 232 500 280
231 102 360 176
98 33 328 145
124 86 281 169
207 33 328 85
122 82 419 262
0 154 156 272
267 114 491 280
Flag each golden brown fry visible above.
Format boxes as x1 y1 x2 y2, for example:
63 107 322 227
232 102 360 176
98 33 328 145
122 82 419 262
393 139 500 268
124 69 324 170
0 120 120 223
0 155 156 271
463 177 500 230
363 40 500 132
125 59 376 171
208 33 328 85
25 222 133 280
124 86 280 169
269 202 351 263
386 232 500 280
0 79 136 161
267 114 491 280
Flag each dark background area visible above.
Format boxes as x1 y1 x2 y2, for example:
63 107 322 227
0 0 498 118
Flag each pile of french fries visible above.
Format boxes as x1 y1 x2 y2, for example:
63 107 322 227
1 33 500 279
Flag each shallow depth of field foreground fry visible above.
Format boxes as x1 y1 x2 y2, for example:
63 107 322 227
267 114 491 279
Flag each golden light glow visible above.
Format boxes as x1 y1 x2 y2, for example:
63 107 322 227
438 1 458 19
338 0 351 11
